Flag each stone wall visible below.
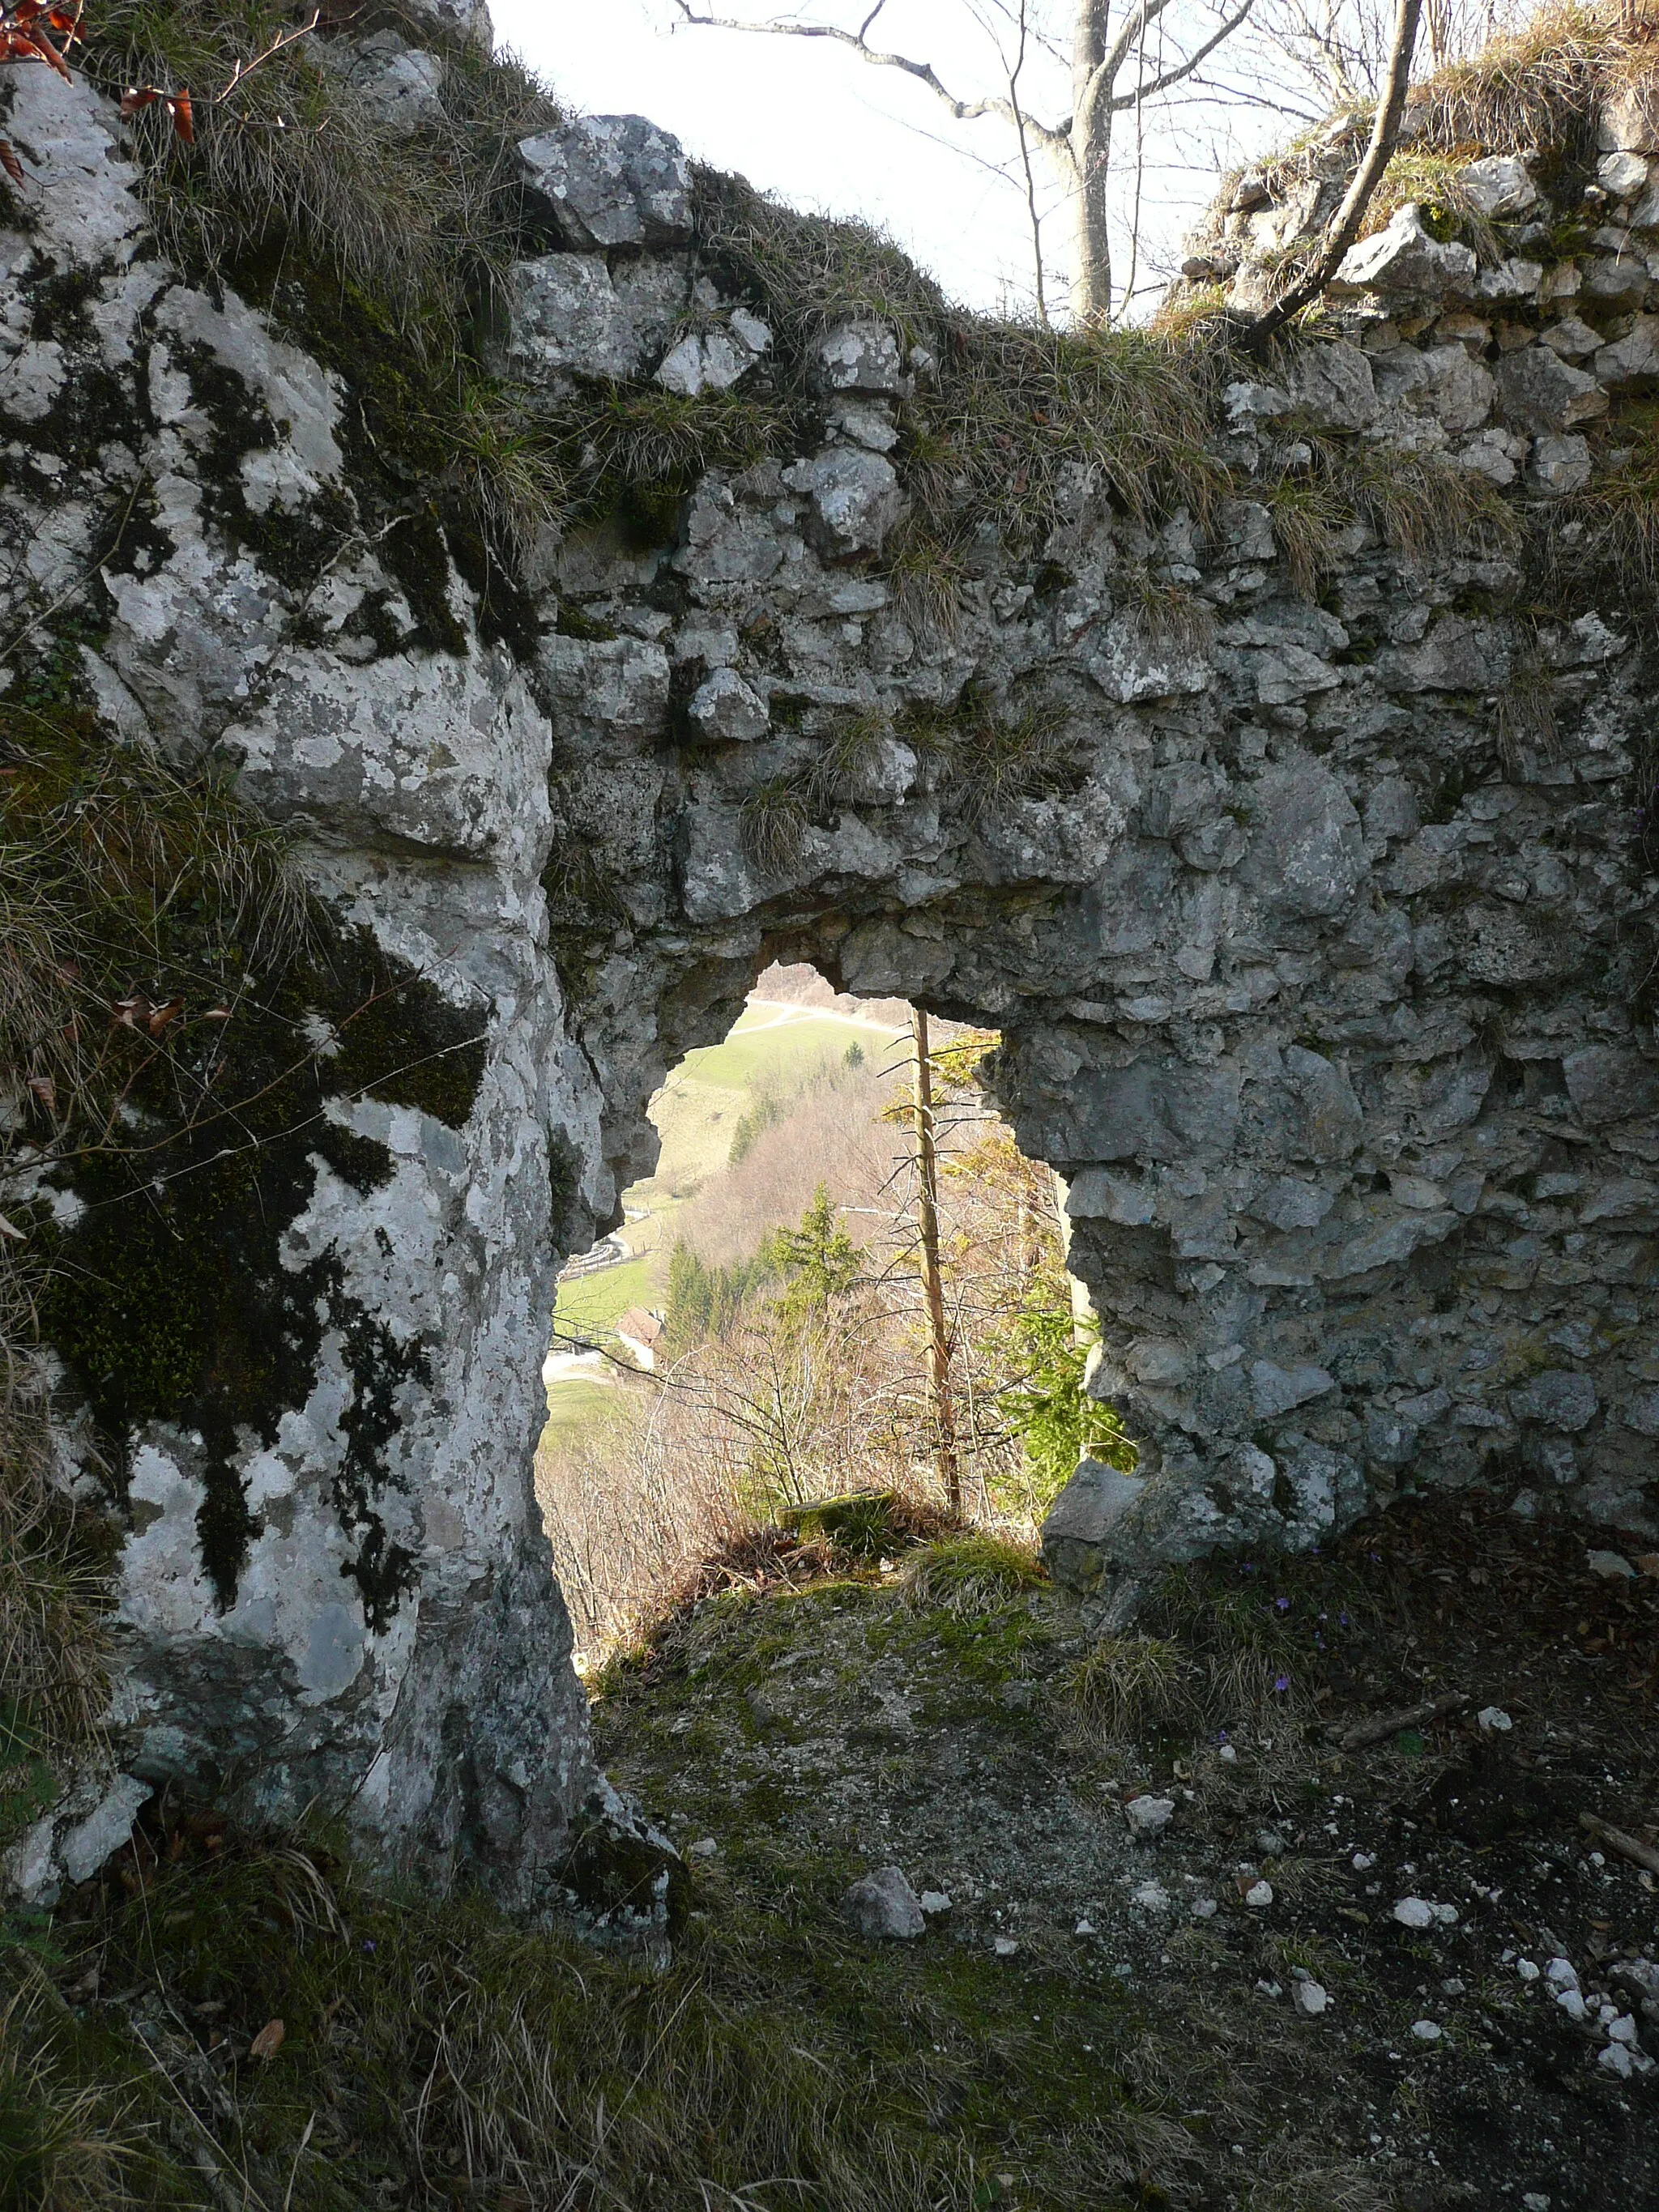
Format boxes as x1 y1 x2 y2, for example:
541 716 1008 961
2 14 1655 1900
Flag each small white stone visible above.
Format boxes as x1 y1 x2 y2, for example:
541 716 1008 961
1517 1958 1541 1982
918 1889 953 1916
1410 2018 1444 2042
1599 2039 1635 2078
1131 1878 1171 1914
1476 1705 1512 1733
1218 1744 1238 1762
1546 1957 1580 1990
687 1836 719 1859
1607 2013 1640 2045
1587 1549 1637 1580
1294 1979 1330 2017
1191 1897 1218 1920
1074 1916 1096 1937
1521 2195 1550 2210
1244 1879 1274 1909
1434 1903 1459 1926
993 1934 1020 1957
1556 1988 1588 2022
1393 1897 1436 1929
1124 1794 1175 1840
1352 1852 1375 1871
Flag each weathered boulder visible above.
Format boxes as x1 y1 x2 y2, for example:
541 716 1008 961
786 446 906 561
687 666 770 744
518 115 693 249
1330 206 1477 297
505 252 688 381
1494 344 1609 432
656 309 772 395
1040 1460 1147 1593
813 322 906 395
1457 153 1538 217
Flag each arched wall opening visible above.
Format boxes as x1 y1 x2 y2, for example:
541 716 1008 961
535 959 1116 1666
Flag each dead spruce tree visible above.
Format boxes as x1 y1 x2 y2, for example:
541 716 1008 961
671 0 1259 321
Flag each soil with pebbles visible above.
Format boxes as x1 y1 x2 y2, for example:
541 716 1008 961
595 1490 1659 2211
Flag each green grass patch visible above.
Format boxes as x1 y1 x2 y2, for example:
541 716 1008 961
552 1254 660 1344
677 1012 898 1094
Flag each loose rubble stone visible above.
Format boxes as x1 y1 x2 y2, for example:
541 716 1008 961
1507 1370 1598 1432
1477 1707 1512 1732
812 322 905 394
505 253 687 382
1410 2018 1444 2042
842 1865 927 1940
518 115 693 248
656 314 772 397
687 667 770 744
1293 1979 1331 2017
1330 205 1477 296
1587 1549 1637 1579
1495 345 1610 431
785 447 906 561
1124 1795 1176 1841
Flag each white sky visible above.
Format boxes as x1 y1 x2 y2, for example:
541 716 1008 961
490 0 1296 318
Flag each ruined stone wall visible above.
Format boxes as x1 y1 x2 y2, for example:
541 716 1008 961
2 11 1655 1901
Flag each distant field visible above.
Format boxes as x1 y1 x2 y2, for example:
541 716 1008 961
539 1375 617 1442
553 1254 659 1343
680 1009 906 1094
546 995 910 1370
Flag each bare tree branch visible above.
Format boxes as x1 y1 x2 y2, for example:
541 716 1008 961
1247 0 1423 344
670 0 1071 147
1107 0 1261 110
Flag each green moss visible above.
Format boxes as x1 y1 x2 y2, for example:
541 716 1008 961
5 718 487 1613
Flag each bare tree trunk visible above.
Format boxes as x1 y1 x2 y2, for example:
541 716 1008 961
1069 0 1113 322
911 1009 960 1515
1247 0 1425 346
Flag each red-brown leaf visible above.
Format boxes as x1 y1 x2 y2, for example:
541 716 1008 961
170 87 194 145
147 997 186 1038
249 2018 285 2063
26 1075 54 1109
0 139 23 188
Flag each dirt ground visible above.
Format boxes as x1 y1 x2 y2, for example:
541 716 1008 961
593 1488 1659 2211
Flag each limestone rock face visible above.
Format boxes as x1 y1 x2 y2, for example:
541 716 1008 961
5 40 1659 1906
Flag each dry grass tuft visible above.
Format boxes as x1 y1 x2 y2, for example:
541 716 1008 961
91 0 554 353
0 1252 109 1843
896 1531 1044 1617
0 1967 141 2212
0 714 307 1150
1265 433 1517 598
1407 0 1659 164
738 774 812 877
1064 1633 1205 1742
1359 149 1503 262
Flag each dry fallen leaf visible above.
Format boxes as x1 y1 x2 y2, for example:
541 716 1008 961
147 997 186 1037
1635 1554 1659 1580
249 2018 285 2063
27 1075 54 1109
